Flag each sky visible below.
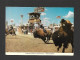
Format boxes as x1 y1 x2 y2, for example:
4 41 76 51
6 7 74 26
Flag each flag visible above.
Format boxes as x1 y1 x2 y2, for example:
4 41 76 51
56 16 61 19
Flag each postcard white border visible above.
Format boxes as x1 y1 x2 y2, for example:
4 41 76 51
6 52 74 56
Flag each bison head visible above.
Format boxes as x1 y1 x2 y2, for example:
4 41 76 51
60 19 72 30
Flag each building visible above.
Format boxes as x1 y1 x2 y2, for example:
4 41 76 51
28 12 41 32
28 12 41 24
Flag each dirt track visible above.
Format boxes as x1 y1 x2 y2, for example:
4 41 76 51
6 34 72 53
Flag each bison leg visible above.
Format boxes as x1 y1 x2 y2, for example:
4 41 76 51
57 44 62 52
62 41 68 53
62 47 65 53
14 32 16 36
47 36 50 42
57 47 60 52
45 37 49 43
71 41 74 52
41 37 47 43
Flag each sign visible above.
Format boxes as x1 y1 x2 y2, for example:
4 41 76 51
34 7 45 12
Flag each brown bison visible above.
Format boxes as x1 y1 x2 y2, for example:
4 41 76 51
52 19 73 53
33 28 52 43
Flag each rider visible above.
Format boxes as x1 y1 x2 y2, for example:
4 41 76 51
40 24 47 33
9 25 13 31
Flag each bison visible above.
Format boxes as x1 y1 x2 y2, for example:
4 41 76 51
33 28 52 43
52 19 73 53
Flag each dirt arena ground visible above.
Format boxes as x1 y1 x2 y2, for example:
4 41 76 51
5 34 73 53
